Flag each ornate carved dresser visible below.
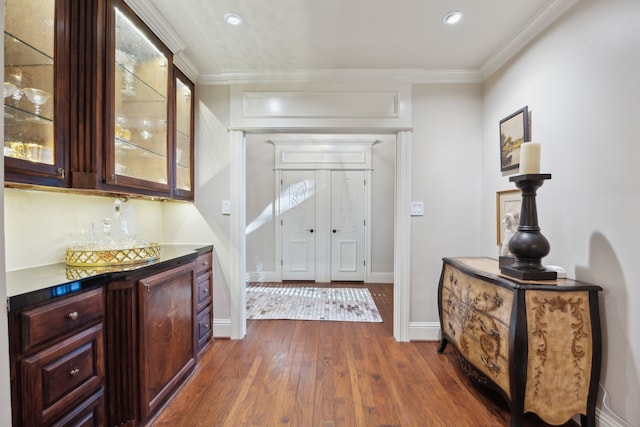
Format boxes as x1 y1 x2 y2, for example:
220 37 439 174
437 257 602 427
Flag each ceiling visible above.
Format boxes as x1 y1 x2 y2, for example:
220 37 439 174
130 0 579 84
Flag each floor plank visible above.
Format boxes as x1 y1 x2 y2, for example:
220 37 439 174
151 283 578 427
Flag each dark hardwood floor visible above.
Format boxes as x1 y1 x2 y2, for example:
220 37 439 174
150 283 577 426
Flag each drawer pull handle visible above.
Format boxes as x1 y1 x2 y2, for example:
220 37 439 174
204 323 210 330
68 312 79 320
70 368 80 377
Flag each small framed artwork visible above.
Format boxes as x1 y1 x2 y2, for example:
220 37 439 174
499 106 529 172
496 189 522 245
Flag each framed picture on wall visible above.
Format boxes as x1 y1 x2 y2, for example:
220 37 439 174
499 106 529 171
496 189 521 245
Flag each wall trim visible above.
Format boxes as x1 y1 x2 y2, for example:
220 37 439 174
409 322 441 342
213 318 231 338
123 0 186 54
368 272 393 284
245 271 393 284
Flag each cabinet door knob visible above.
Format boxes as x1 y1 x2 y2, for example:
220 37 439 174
202 288 208 293
68 311 79 320
70 368 80 377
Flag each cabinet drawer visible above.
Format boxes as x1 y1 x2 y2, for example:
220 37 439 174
21 287 104 353
21 323 104 426
195 271 212 312
196 304 212 352
195 251 212 276
51 389 105 427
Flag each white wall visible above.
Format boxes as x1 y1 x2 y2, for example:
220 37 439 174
187 85 234 330
481 0 640 424
3 189 165 269
410 84 484 323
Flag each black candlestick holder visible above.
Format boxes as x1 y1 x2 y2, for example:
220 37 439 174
500 173 557 281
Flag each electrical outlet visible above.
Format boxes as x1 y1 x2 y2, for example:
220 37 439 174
410 201 424 216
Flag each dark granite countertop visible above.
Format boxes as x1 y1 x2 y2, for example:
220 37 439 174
7 244 213 312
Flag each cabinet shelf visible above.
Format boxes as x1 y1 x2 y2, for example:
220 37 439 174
4 31 54 67
4 104 54 124
116 60 167 103
115 137 166 160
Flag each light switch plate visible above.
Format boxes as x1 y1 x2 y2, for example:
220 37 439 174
410 201 424 216
221 200 231 215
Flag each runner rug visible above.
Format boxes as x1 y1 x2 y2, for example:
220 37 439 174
246 286 382 322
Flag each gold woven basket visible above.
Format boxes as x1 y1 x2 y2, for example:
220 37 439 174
65 244 161 267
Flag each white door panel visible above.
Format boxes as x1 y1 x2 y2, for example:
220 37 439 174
281 171 316 280
331 170 366 281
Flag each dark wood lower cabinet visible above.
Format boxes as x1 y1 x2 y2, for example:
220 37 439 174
106 260 197 426
10 247 214 426
9 288 106 427
138 262 197 421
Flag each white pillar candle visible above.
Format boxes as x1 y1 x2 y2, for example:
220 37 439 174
519 142 541 174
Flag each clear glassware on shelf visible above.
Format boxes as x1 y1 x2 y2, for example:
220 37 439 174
23 87 50 116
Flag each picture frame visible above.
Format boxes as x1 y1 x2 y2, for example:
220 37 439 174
499 106 529 172
496 189 522 245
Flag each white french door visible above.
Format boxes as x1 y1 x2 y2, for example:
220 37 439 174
280 169 367 282
330 170 366 281
281 170 317 280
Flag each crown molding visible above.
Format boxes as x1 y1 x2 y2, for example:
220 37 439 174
174 53 199 83
123 0 187 54
480 0 580 79
198 68 484 86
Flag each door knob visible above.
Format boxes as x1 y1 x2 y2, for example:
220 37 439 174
332 229 339 233
308 229 314 233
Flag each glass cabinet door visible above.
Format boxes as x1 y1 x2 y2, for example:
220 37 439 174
4 0 65 183
174 68 194 199
109 2 170 191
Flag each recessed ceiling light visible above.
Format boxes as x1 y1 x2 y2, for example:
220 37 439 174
442 10 463 25
224 13 242 26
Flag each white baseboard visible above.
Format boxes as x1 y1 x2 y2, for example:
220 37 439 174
246 271 394 283
368 272 394 283
213 318 232 338
408 321 441 341
246 271 280 282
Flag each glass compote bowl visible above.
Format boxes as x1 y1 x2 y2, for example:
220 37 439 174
23 87 50 116
4 82 19 99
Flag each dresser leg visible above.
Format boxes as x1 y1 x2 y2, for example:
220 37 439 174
437 338 448 353
509 413 523 427
581 413 596 427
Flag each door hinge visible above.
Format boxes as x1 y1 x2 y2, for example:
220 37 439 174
281 260 283 266
363 220 366 226
281 179 283 185
363 260 366 266
281 219 283 226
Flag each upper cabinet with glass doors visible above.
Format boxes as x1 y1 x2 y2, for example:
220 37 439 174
4 0 195 200
173 67 194 200
106 1 172 195
3 0 68 186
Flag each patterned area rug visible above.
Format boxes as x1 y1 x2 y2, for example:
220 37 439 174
246 286 382 322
